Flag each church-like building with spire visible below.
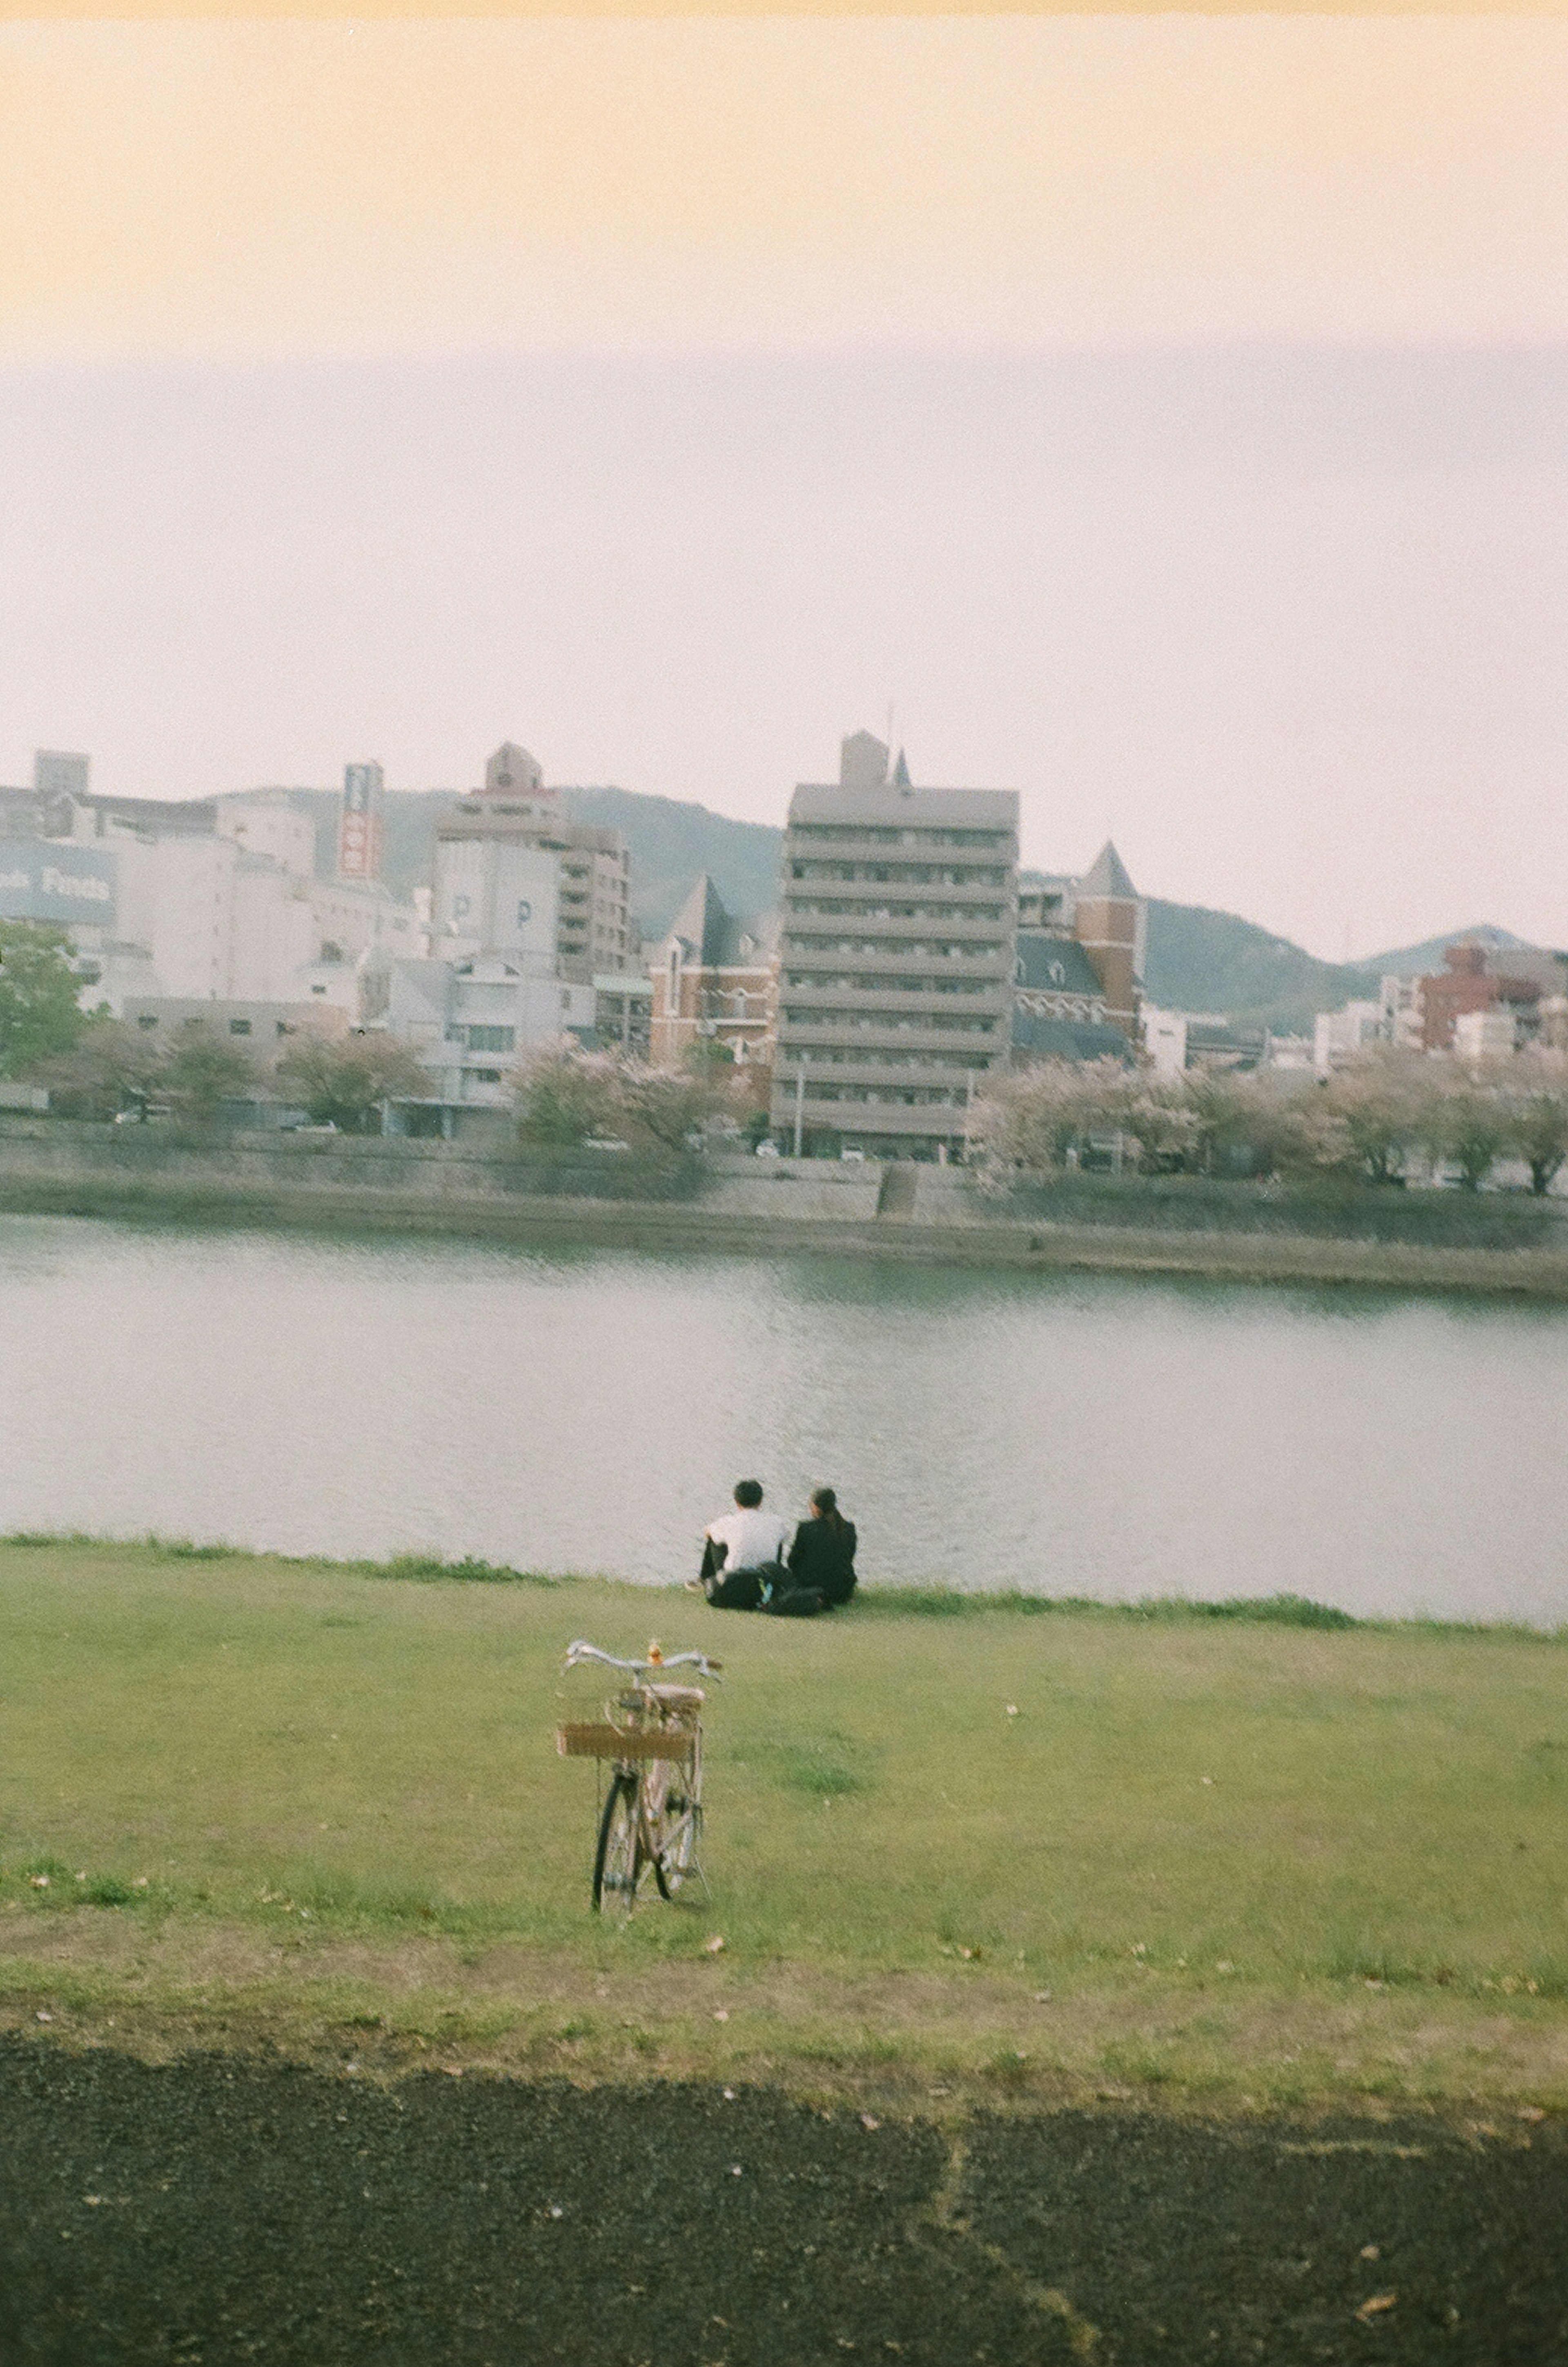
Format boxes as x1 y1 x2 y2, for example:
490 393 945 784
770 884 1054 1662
1013 842 1145 1062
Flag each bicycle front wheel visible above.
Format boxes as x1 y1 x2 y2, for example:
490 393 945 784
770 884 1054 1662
592 1772 641 1913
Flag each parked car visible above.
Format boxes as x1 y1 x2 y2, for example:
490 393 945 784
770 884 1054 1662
754 1139 782 1158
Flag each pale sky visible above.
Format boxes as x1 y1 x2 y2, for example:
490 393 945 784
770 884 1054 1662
3 17 1567 955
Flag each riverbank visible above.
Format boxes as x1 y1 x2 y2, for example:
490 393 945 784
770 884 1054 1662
5 1118 1568 1293
2 1540 1564 2116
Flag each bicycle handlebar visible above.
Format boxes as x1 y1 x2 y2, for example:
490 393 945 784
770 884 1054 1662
564 1639 723 1679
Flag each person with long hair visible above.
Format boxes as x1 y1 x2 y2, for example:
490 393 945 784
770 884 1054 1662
698 1478 825 1616
786 1486 858 1608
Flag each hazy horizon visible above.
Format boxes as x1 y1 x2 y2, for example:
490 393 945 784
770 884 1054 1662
4 18 1566 963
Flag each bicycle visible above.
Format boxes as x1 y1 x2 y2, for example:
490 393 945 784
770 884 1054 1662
557 1640 722 1913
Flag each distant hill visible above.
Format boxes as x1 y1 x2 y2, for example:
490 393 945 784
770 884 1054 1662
1140 900 1382 1035
556 787 782 940
1357 924 1538 979
218 785 1535 1028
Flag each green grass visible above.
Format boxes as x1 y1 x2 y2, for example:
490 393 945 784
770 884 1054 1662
0 1537 1565 2111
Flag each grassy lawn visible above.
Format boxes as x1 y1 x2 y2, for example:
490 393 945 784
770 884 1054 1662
1 1537 1565 2116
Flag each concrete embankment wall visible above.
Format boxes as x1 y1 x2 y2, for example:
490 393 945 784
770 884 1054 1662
4 1119 1568 1296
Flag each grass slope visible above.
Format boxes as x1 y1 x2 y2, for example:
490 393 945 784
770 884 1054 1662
1 1541 1564 2114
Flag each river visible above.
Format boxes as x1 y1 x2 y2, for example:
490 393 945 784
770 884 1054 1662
1 1213 1564 1624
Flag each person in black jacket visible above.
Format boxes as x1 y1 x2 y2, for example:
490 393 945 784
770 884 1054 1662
786 1487 858 1608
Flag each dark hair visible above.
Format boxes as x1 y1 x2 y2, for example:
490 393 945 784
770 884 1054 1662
734 1478 764 1509
810 1486 844 1530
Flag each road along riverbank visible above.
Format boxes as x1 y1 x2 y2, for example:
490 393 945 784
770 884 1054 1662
0 2040 1561 2366
6 1119 1568 1295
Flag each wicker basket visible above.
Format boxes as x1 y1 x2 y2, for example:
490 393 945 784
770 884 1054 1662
557 1721 697 1763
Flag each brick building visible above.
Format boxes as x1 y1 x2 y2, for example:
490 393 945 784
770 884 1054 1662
1013 841 1144 1061
1417 941 1554 1054
648 875 777 1069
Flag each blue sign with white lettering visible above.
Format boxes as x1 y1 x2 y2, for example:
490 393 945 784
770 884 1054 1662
0 840 116 926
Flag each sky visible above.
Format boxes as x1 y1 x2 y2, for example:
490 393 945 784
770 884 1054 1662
2 16 1566 958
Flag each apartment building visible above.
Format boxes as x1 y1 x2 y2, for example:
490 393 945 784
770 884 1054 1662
769 732 1019 1160
432 744 633 981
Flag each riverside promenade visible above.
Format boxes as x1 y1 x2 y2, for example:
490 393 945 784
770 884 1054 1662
5 1118 1568 1297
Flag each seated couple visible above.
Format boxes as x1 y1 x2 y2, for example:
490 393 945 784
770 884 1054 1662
697 1480 858 1618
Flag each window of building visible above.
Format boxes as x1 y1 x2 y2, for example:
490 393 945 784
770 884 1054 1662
470 1068 502 1085
467 1025 515 1053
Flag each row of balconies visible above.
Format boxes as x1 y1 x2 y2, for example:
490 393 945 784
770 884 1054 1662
781 974 1008 1004
776 1018 1001 1052
773 1054 993 1087
787 824 1013 852
785 900 1009 927
783 935 1009 966
786 863 1012 892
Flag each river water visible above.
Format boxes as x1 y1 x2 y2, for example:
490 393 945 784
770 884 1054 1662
1 1213 1564 1625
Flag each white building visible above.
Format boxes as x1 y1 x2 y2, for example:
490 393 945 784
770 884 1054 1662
1312 998 1384 1077
1141 1007 1188 1077
1379 973 1423 1050
57 789 420 1015
384 958 595 1113
383 763 603 1112
1453 1006 1520 1063
432 744 634 981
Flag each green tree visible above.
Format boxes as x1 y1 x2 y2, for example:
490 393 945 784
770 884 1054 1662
0 921 90 1077
1429 1068 1511 1190
1321 1051 1430 1185
31 1019 167 1120
967 1056 1130 1178
161 1032 257 1126
1116 1071 1200 1173
1184 1070 1350 1179
512 1046 629 1147
1503 1050 1568 1196
274 1032 430 1133
619 1061 737 1154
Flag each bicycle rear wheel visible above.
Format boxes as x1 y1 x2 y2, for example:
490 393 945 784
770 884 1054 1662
653 1742 702 1900
592 1772 641 1912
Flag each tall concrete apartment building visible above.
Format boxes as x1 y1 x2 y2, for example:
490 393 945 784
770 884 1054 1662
770 732 1019 1160
432 744 633 982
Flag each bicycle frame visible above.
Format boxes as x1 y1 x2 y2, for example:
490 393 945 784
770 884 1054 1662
559 1642 722 1910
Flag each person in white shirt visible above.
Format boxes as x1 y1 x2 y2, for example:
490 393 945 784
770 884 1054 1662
699 1480 822 1616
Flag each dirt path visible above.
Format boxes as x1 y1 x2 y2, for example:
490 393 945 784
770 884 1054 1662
0 2040 1561 2366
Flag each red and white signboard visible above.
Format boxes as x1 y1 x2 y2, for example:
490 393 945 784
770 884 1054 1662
338 762 384 880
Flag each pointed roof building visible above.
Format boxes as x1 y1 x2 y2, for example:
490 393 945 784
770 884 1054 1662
666 873 730 970
1078 840 1138 902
